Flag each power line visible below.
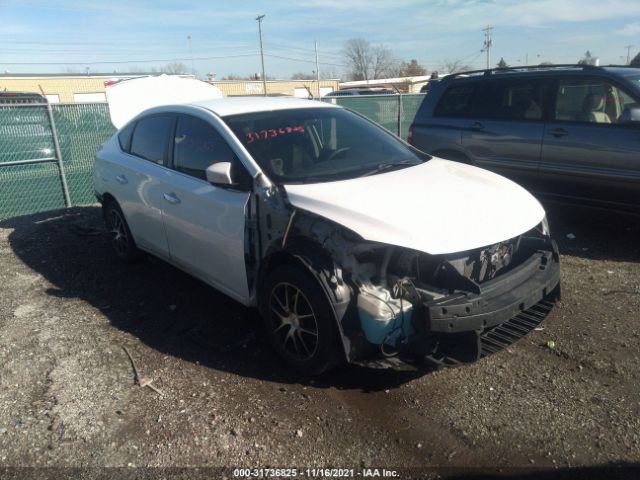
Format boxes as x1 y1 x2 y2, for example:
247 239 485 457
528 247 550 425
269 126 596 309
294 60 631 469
0 53 259 66
264 53 347 68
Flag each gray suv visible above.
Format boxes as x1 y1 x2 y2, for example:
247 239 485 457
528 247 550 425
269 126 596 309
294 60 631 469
409 65 640 214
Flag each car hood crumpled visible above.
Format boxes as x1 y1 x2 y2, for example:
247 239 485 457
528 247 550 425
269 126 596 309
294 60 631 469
283 158 546 255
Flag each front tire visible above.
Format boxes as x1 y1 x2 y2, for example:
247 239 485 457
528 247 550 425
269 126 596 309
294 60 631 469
103 200 140 263
261 265 342 375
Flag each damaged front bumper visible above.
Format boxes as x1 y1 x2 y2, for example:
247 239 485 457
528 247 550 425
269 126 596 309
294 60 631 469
421 245 560 335
356 239 561 369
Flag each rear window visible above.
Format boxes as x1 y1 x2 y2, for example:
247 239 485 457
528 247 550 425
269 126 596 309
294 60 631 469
118 122 135 152
130 115 173 165
472 79 547 121
434 84 475 117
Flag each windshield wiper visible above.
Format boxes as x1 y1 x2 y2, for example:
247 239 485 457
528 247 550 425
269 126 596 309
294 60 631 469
358 159 421 177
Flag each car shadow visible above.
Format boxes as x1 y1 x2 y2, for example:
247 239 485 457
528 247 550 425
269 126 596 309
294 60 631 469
543 203 640 263
0 206 422 392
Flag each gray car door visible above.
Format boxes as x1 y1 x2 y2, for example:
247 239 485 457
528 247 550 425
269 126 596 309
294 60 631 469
461 78 551 193
539 76 640 210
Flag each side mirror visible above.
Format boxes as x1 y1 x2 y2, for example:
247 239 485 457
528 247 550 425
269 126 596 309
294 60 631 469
620 105 640 124
205 162 234 186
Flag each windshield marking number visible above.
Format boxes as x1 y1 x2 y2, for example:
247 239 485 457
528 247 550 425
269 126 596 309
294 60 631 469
246 125 305 144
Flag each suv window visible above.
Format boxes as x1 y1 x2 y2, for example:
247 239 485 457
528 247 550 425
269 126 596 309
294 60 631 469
472 79 547 121
130 115 173 165
434 84 475 117
173 115 236 180
554 77 638 124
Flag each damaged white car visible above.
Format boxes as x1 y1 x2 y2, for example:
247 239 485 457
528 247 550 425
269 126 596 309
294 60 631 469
94 94 560 374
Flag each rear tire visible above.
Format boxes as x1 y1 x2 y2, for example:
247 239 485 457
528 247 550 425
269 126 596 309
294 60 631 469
103 200 140 263
261 265 343 375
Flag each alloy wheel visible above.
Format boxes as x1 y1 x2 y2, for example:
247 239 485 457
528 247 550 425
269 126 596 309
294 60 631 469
269 282 319 361
108 209 129 257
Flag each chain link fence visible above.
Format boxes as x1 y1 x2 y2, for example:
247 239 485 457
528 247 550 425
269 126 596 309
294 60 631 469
0 103 115 219
321 93 425 141
0 95 425 220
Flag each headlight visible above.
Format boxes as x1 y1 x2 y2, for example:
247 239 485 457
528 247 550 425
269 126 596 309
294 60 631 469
540 215 550 236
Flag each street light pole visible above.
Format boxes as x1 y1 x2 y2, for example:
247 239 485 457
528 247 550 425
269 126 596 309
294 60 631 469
187 35 195 76
315 40 320 98
256 14 267 96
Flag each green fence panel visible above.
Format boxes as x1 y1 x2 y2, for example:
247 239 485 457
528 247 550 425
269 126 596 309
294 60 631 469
322 95 401 135
0 103 115 219
400 94 426 141
53 103 116 206
0 162 67 219
0 105 54 164
322 94 426 141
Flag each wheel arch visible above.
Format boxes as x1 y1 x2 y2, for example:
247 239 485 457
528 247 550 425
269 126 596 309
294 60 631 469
258 237 353 362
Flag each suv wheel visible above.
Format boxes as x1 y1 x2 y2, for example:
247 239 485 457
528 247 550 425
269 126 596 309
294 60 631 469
261 265 342 375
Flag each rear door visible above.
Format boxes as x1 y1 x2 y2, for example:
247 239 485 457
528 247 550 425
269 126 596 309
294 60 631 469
160 113 251 304
539 76 640 210
109 114 174 257
462 77 550 192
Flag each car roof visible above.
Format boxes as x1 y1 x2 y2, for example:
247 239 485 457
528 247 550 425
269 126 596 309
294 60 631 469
440 65 640 83
189 96 337 116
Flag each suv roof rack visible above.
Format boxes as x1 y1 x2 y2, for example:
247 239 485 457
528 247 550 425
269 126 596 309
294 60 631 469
442 63 615 81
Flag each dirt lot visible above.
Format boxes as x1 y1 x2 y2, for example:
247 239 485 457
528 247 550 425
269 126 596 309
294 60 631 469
0 205 639 478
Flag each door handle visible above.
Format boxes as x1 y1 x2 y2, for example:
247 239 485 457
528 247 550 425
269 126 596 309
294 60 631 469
470 121 484 131
115 174 128 185
162 192 181 205
549 128 569 138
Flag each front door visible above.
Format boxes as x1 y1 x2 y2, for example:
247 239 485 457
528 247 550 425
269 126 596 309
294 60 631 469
160 113 251 304
462 77 551 193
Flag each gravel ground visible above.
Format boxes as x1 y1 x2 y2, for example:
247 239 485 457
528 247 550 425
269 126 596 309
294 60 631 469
0 205 638 479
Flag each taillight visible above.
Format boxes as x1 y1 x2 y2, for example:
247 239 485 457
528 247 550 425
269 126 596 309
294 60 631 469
407 123 415 145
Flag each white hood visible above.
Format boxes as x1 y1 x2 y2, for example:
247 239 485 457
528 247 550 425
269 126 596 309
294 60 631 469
105 75 223 129
284 158 545 255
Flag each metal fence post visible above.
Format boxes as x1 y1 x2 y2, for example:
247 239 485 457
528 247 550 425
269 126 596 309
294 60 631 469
397 94 403 138
45 103 72 207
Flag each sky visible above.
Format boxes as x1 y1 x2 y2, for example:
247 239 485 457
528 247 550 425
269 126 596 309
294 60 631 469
1 0 640 79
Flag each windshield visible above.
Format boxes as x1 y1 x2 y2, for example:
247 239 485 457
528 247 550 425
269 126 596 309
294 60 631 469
224 107 426 184
626 74 640 89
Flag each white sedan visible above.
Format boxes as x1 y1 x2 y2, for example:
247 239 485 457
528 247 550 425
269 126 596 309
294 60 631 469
94 96 560 374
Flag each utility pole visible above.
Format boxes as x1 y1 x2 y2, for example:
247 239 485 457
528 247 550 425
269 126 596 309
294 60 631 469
187 35 195 76
482 26 493 69
256 14 267 96
625 45 634 64
314 40 320 98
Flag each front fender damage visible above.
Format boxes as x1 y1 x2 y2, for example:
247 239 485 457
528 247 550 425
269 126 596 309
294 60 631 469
252 186 560 368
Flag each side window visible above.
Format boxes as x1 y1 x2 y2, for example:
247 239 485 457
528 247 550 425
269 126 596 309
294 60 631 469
173 115 236 180
472 79 546 121
118 122 135 152
130 115 173 165
434 84 475 118
554 78 638 124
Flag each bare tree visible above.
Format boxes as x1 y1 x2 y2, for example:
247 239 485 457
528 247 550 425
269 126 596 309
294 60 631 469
162 62 190 74
343 38 399 80
398 59 427 77
343 38 373 81
578 50 598 65
441 59 474 74
371 44 397 79
291 72 315 80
